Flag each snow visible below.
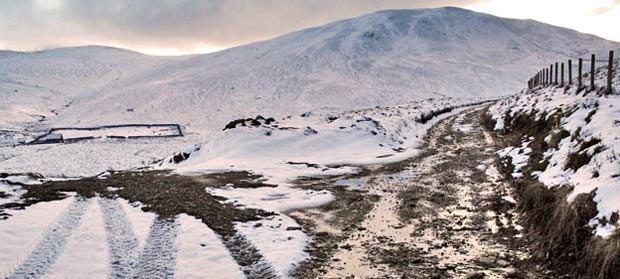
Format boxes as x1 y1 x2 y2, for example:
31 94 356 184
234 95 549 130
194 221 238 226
160 98 489 186
497 141 532 177
236 216 309 278
0 135 200 178
489 60 620 236
0 7 618 179
158 98 488 220
41 198 109 279
4 175 43 185
0 198 75 278
175 214 244 279
207 186 334 213
118 199 157 250
502 196 517 204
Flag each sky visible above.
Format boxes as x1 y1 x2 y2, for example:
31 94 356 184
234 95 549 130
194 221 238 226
0 0 618 56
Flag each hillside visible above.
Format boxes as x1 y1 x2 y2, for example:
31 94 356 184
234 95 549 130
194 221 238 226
0 46 171 130
2 7 619 137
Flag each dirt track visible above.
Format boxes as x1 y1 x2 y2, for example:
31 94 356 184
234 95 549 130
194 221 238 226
291 107 553 279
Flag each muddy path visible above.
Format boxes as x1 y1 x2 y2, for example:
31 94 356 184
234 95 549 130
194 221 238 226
291 107 552 279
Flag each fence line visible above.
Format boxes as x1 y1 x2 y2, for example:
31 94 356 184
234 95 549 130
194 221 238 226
528 50 617 95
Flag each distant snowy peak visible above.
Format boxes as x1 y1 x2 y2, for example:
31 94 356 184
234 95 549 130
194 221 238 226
218 7 617 57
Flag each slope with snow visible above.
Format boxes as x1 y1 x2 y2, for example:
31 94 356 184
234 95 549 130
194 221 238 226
0 46 173 144
488 60 620 236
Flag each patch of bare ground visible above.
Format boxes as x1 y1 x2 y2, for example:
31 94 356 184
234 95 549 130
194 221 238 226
288 178 379 279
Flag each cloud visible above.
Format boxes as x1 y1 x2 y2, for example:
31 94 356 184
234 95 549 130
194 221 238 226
589 0 620 16
0 0 484 53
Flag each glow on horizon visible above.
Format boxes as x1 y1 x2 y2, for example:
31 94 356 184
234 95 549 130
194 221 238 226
140 45 227 56
467 0 620 42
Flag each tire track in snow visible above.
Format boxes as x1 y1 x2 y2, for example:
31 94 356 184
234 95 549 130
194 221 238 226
222 232 280 279
7 198 91 279
99 198 141 279
132 217 178 279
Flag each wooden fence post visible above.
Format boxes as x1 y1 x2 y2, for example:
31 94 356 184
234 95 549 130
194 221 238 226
550 64 554 85
590 54 595 91
607 50 614 95
546 68 549 85
578 58 583 89
568 59 572 85
561 62 564 86
555 62 559 85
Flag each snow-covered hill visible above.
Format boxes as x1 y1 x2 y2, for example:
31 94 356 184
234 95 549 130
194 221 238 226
0 46 171 130
2 7 619 136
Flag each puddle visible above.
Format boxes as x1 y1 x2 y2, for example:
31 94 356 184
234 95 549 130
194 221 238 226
334 178 367 187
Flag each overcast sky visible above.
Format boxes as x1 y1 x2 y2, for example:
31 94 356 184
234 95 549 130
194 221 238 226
0 0 618 55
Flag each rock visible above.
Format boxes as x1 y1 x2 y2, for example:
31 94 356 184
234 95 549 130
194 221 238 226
286 226 302 231
496 259 510 267
465 272 486 279
477 255 496 266
304 126 318 135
